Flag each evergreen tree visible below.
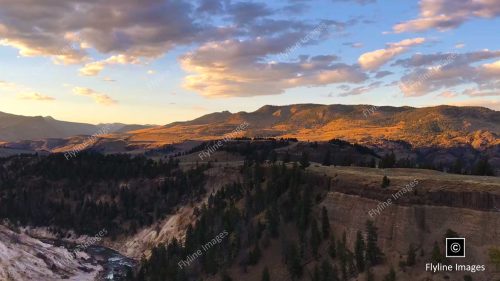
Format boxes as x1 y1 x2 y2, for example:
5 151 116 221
365 267 375 281
321 260 337 281
451 158 463 174
329 236 337 259
286 242 303 278
312 265 321 281
265 204 280 238
472 157 494 176
489 248 500 271
322 149 331 166
310 218 322 258
383 266 396 281
463 275 473 281
283 151 291 163
300 152 310 169
262 267 270 281
381 151 396 168
381 175 390 188
365 220 383 266
406 243 416 266
321 207 330 239
221 273 233 281
431 241 445 264
355 230 366 272
269 150 277 163
346 250 357 278
248 242 262 265
444 229 459 239
339 232 347 281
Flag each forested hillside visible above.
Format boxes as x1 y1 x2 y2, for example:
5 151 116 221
0 153 208 236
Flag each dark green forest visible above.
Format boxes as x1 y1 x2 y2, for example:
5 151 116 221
0 153 208 236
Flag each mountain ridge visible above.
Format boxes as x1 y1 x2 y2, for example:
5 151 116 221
0 110 156 142
122 104 499 149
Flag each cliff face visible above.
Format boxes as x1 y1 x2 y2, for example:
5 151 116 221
323 192 500 280
304 164 500 280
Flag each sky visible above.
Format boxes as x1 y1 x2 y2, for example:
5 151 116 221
0 0 499 125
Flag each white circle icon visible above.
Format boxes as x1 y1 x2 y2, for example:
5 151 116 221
450 243 461 253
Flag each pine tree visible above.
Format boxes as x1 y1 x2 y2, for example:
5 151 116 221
489 248 500 270
221 273 233 281
248 242 262 265
451 157 463 174
283 151 290 163
312 265 321 281
269 150 277 163
381 175 390 188
321 260 336 281
463 275 473 281
355 230 366 272
472 157 494 176
407 243 416 266
300 152 310 169
262 267 270 281
431 241 445 264
383 266 396 281
339 232 347 280
265 204 280 238
329 240 337 259
287 242 303 278
365 267 374 281
365 220 383 266
381 151 396 168
321 206 330 239
322 149 331 166
310 219 322 258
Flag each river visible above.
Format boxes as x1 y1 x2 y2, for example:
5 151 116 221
40 238 137 281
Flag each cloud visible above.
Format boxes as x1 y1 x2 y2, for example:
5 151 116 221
393 50 500 68
393 0 500 33
482 59 500 75
228 2 273 25
79 54 140 76
181 37 367 97
438 91 458 98
332 0 376 4
72 87 117 105
398 51 500 97
0 80 18 91
358 37 425 70
450 98 500 111
374 70 393 78
0 0 208 64
462 87 499 97
17 92 55 101
196 0 226 14
343 42 364 48
338 81 382 96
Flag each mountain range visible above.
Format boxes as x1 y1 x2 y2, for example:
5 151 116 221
118 104 500 149
1 104 499 154
0 111 154 142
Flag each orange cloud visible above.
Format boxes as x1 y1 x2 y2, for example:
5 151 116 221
17 92 55 101
358 38 425 70
72 87 117 105
393 0 500 33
